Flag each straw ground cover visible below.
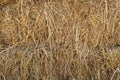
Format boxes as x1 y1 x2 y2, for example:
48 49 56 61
0 0 120 80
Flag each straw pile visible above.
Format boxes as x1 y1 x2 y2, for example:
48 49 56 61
0 0 120 80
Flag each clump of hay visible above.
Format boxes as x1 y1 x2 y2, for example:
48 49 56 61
0 0 15 6
0 0 120 80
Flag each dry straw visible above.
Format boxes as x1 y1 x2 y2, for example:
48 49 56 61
0 0 120 80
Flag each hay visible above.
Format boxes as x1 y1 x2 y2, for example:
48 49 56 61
0 0 120 80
